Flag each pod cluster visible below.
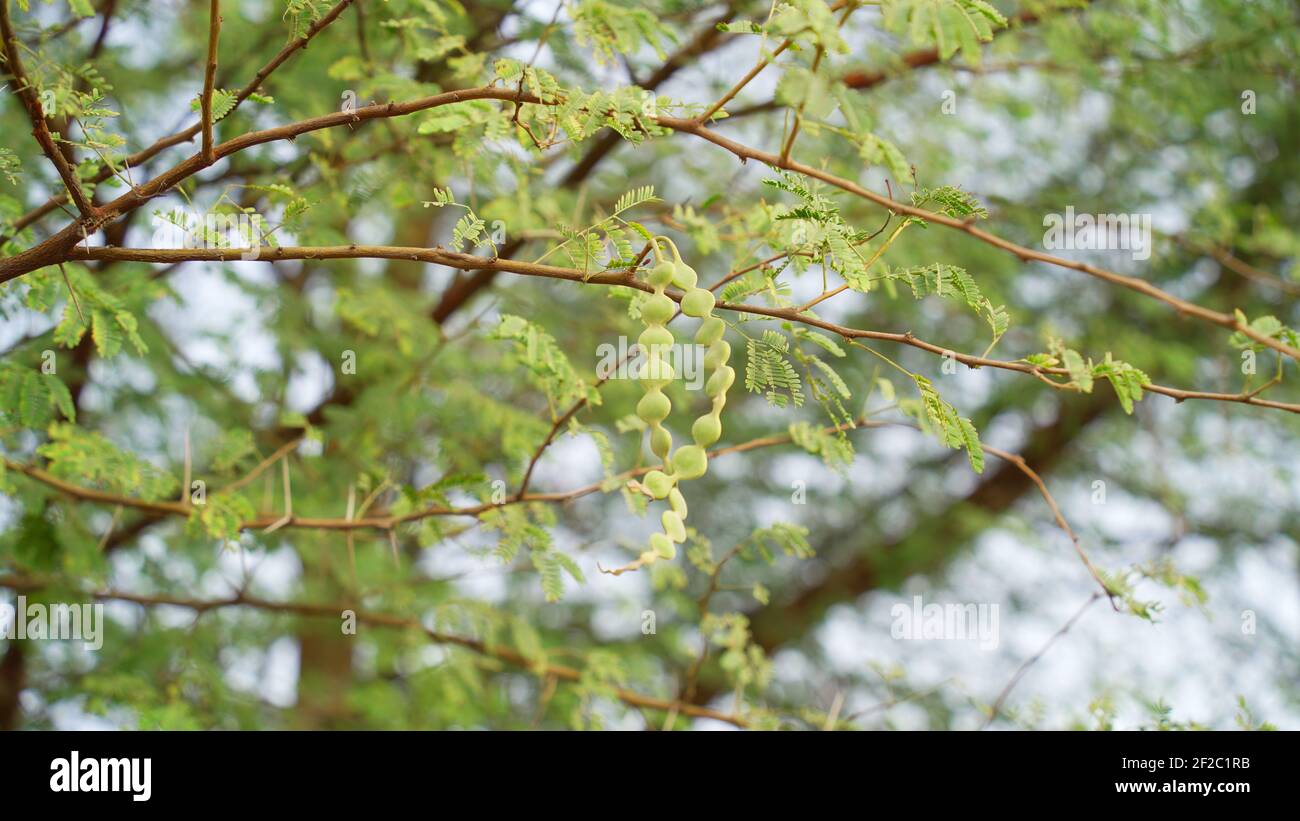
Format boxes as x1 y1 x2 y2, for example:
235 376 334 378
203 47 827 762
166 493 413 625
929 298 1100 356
617 240 733 575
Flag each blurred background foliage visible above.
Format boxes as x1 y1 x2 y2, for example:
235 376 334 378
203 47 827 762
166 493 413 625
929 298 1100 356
0 0 1296 729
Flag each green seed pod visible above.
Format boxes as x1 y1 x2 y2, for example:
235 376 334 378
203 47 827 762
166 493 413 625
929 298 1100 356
672 444 708 480
647 261 676 288
643 469 674 499
661 511 686 543
638 326 674 351
621 245 733 574
706 364 736 397
704 339 731 371
691 413 722 447
650 426 673 460
668 488 687 518
642 293 675 325
680 287 716 318
636 391 671 424
651 533 677 560
696 317 725 346
637 356 675 388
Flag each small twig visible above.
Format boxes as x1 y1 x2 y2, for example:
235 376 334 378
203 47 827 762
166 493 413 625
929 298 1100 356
95 504 124 552
982 593 1103 729
181 427 192 503
201 0 221 164
261 457 292 534
56 263 85 325
345 483 357 588
218 437 300 495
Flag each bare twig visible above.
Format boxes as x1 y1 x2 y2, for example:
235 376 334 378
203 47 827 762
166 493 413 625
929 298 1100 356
201 0 221 164
983 593 1104 729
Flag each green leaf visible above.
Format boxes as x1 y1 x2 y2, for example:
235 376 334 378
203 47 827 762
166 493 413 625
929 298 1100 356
190 89 238 121
90 309 122 358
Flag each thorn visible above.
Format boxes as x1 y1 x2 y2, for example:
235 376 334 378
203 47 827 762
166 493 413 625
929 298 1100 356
182 427 192 505
57 263 85 325
345 484 357 587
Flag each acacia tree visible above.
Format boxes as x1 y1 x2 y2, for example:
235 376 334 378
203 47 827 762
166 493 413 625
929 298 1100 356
0 0 1295 729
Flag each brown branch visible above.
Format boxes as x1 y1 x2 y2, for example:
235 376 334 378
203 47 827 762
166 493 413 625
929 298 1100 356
652 115 1300 362
1 0 358 243
729 1 1096 118
558 1 743 187
0 87 532 284
700 415 1114 598
1 409 1107 723
67 244 1300 415
982 592 1104 729
0 573 749 728
1189 240 1300 297
11 74 1293 365
434 2 751 325
844 3 1093 90
0 0 98 217
4 410 1109 602
201 0 221 164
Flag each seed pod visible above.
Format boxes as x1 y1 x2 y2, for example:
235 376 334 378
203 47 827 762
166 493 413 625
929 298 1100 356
661 510 686 543
704 339 731 371
639 326 674 350
696 317 725 346
672 262 698 290
637 356 674 388
650 425 673 460
672 444 708 480
635 246 678 489
680 287 715 318
636 391 671 424
706 364 735 397
642 293 675 325
691 413 721 447
615 242 735 577
668 487 687 517
651 532 676 559
648 261 676 288
643 469 674 500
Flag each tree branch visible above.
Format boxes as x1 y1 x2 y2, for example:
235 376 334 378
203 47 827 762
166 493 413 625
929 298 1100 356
201 0 221 164
0 573 750 728
66 245 1300 415
0 0 98 217
0 0 358 243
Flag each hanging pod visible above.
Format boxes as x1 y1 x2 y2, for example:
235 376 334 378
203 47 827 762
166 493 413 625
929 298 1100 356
631 242 678 481
691 413 722 447
611 237 733 576
680 287 716 318
650 532 676 560
665 237 699 290
636 390 671 424
671 444 709 480
696 317 725 346
642 469 675 500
